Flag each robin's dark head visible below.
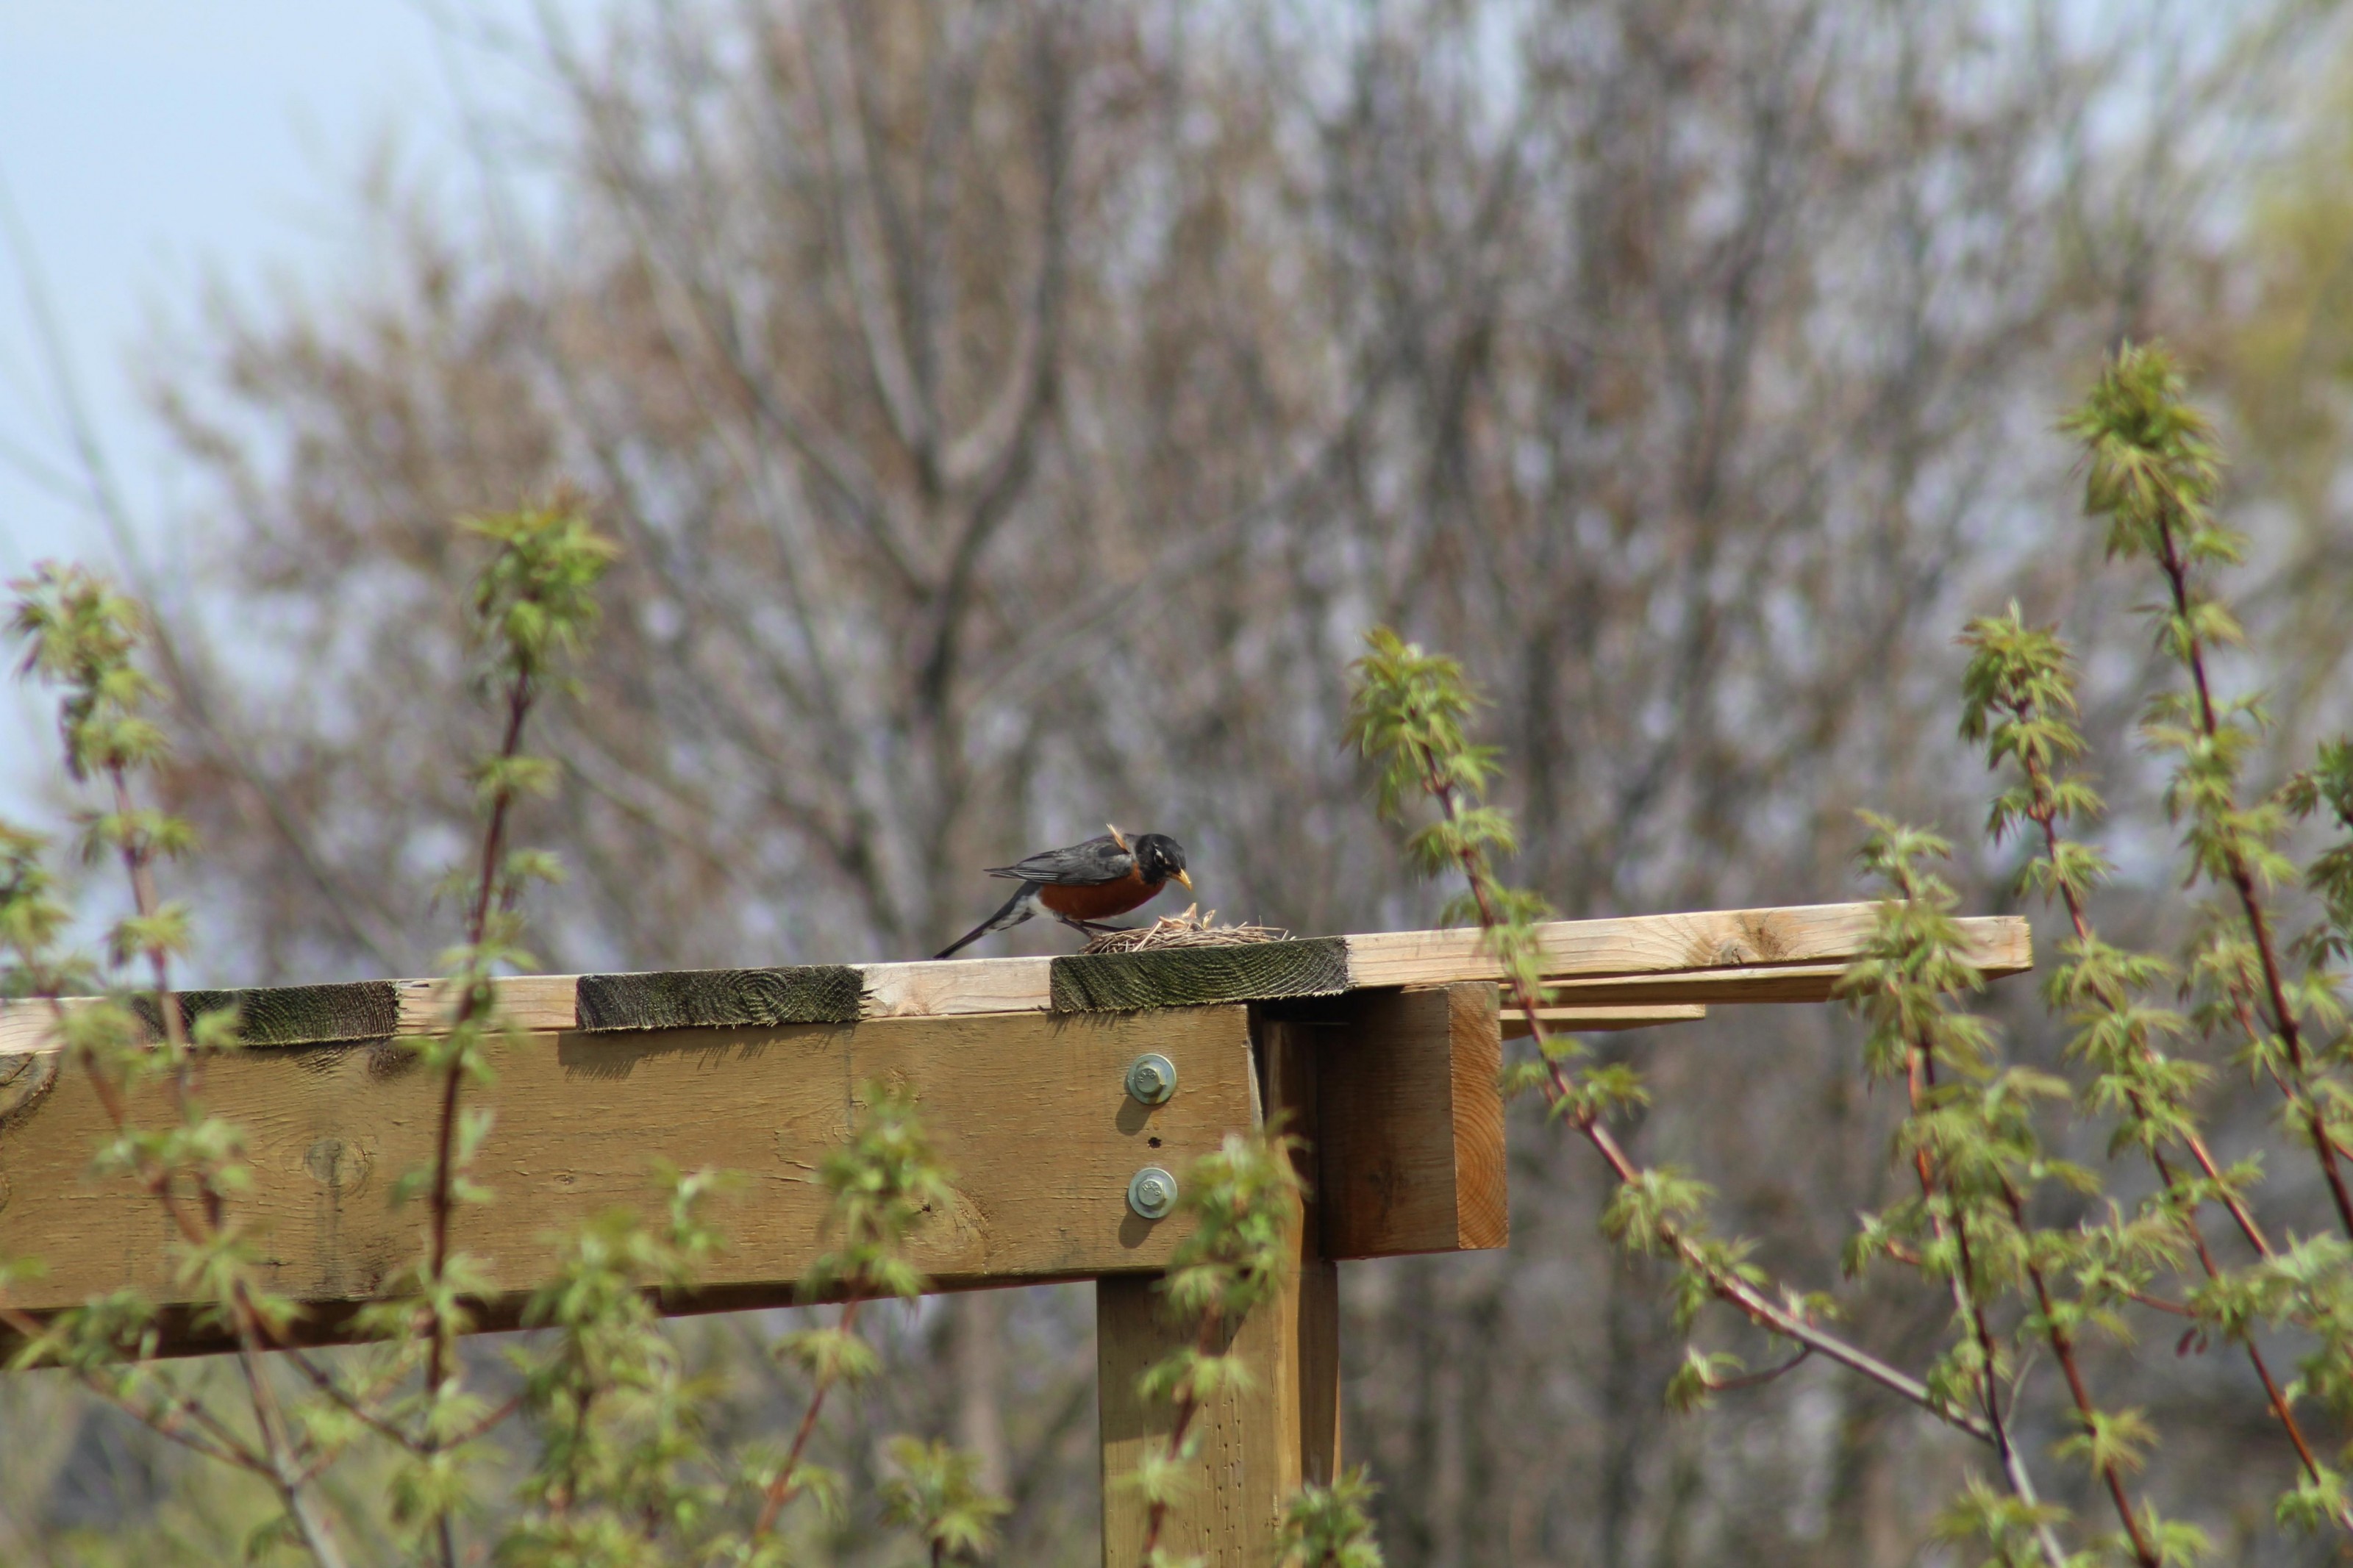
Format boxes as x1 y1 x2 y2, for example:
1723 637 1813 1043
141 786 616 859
1134 833 1193 891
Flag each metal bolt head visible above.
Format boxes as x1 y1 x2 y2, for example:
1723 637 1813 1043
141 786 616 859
1125 1053 1177 1105
1127 1166 1178 1220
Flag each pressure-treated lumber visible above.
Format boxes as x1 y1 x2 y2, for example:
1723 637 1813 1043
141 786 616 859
1049 939 1351 1013
0 1008 1256 1347
0 903 2032 1055
1317 984 1509 1259
574 966 863 1030
130 981 400 1048
1099 1014 1338 1568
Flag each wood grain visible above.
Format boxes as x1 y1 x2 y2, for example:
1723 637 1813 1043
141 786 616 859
129 982 399 1048
1343 905 2031 988
1316 984 1508 1259
1098 1014 1338 1568
393 975 576 1037
857 957 1053 1020
0 1008 1256 1347
575 967 863 1031
0 1002 66 1058
1443 984 1510 1251
1049 939 1351 1014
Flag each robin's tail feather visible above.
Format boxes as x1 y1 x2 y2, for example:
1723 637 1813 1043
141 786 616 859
933 884 1036 960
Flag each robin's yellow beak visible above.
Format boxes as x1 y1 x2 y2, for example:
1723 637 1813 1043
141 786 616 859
1175 869 1195 891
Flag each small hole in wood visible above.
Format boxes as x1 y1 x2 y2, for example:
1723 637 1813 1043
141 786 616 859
1147 1136 1162 1148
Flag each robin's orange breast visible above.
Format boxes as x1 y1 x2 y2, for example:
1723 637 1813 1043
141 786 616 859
1036 869 1163 921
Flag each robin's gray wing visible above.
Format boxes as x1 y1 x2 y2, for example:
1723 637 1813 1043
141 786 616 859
985 834 1135 886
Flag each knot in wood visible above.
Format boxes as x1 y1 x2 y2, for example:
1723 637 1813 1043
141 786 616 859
0 1051 59 1134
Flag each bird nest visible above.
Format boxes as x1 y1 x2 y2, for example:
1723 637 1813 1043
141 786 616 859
1082 906 1292 954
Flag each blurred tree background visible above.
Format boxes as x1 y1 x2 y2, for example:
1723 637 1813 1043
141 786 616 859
10 0 2353 1562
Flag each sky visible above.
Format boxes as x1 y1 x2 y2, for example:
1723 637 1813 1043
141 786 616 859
0 0 613 823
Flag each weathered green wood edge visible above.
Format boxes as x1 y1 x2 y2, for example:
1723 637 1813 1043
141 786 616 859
1048 938 1352 1013
129 981 399 1049
574 966 864 1031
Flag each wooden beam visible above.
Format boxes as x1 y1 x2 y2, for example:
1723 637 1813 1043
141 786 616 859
1338 902 2029 990
131 982 399 1048
860 956 1053 1020
574 966 863 1030
1050 939 1351 1013
0 1009 1258 1349
1316 984 1508 1259
1500 1003 1708 1035
1099 1012 1338 1568
398 975 576 1034
0 904 2033 1052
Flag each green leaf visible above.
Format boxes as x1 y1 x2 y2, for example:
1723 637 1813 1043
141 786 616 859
878 1435 1010 1562
1277 1466 1385 1567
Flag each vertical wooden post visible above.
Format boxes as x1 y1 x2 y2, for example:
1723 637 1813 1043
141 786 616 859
1317 982 1508 1259
1098 1013 1340 1568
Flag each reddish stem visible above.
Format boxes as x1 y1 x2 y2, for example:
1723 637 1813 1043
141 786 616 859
1137 1302 1227 1558
1901 1045 2069 1568
83 764 351 1567
2150 515 2353 1239
1428 776 1990 1442
753 1297 867 1538
424 672 535 1374
1994 1174 2158 1566
409 667 537 1568
2012 735 2341 1509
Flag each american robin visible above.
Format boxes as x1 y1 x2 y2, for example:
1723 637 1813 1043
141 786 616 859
933 826 1193 959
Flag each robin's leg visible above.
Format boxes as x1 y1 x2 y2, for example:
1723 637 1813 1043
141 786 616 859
1057 914 1138 936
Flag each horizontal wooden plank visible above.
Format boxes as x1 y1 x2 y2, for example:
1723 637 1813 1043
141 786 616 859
0 998 88 1058
1049 939 1351 1012
1500 1004 1708 1035
1344 903 2029 989
857 957 1054 1020
0 1008 1257 1346
130 982 398 1048
0 904 2034 1051
575 966 863 1031
394 975 575 1036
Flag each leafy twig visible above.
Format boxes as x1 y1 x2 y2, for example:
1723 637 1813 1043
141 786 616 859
385 506 613 1565
1345 629 1994 1445
1846 823 2144 1567
1126 1125 1306 1564
751 1083 954 1542
2065 346 2353 1236
1963 607 2346 1525
9 568 352 1568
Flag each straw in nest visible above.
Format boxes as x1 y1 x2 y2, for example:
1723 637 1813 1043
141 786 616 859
1082 905 1292 954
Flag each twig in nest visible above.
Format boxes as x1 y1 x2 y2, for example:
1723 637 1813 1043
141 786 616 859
1082 905 1292 953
